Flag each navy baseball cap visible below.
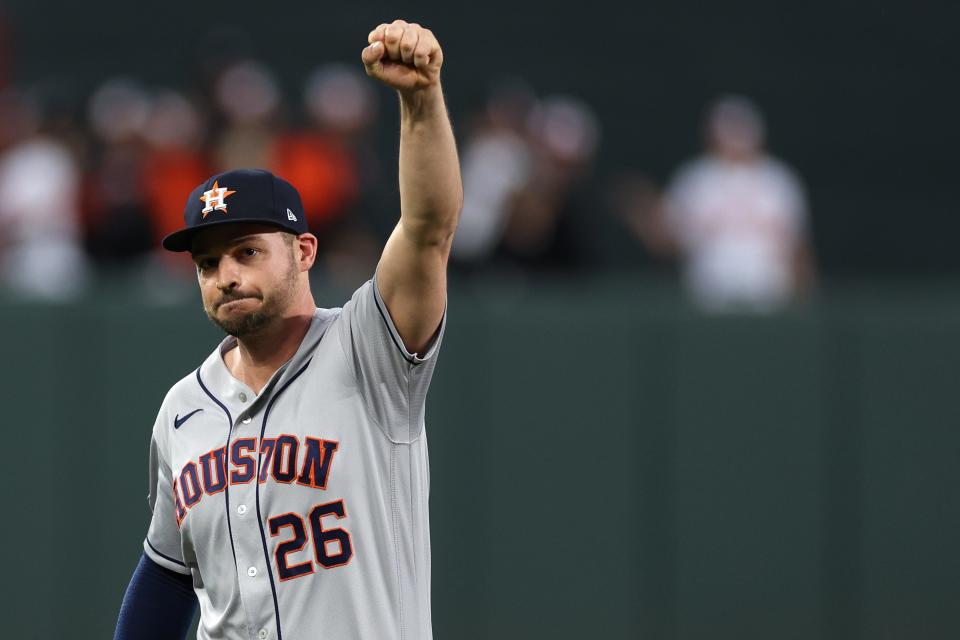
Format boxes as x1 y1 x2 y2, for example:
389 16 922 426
162 168 309 252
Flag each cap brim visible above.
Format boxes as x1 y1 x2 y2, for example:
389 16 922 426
161 219 302 252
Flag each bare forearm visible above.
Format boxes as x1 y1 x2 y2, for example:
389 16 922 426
362 19 458 351
398 84 463 246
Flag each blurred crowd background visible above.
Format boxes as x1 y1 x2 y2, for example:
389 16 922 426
0 57 815 311
0 2 956 309
0 45 816 314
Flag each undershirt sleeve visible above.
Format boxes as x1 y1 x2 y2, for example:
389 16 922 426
113 552 198 640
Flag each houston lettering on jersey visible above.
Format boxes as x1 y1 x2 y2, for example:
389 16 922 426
173 435 339 526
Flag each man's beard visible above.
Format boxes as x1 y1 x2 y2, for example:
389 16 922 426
205 262 299 338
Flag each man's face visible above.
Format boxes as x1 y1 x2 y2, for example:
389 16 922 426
190 224 301 338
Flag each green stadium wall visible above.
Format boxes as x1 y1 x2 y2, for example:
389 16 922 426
3 278 959 639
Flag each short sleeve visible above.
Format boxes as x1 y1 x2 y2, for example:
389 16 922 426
337 270 446 444
142 422 190 575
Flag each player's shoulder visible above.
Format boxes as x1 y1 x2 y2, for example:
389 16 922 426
146 364 210 451
305 299 345 332
341 276 376 308
155 365 208 420
157 335 233 411
165 366 205 400
328 277 377 327
313 303 345 325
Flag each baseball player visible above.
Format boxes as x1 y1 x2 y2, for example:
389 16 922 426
113 20 461 640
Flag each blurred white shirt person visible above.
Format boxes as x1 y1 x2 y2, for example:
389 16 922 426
0 91 88 300
451 80 535 264
664 95 815 312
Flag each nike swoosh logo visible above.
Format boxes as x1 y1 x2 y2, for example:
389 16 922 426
174 409 203 429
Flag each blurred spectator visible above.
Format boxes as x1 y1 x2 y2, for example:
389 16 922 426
271 63 380 282
82 78 155 264
643 95 816 312
276 64 364 230
451 79 536 268
0 58 811 292
604 169 676 271
495 94 600 271
213 60 280 171
0 90 89 300
141 89 210 253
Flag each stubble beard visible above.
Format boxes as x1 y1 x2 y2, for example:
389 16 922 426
205 259 300 338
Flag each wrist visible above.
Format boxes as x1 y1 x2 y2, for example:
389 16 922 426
399 84 444 122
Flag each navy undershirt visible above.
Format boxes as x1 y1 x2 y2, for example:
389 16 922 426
114 552 198 640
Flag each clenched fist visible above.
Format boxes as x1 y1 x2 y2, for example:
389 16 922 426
362 20 443 94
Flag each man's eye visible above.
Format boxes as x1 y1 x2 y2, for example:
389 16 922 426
242 248 259 257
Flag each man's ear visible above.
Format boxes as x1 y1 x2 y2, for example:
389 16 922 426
296 233 319 271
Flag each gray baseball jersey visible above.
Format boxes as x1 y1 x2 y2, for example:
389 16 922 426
142 272 445 640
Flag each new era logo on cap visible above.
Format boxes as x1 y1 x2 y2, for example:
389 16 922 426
161 169 308 252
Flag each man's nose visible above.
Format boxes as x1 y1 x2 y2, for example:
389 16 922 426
216 257 241 291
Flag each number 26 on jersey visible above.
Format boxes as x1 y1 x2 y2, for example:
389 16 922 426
268 499 354 581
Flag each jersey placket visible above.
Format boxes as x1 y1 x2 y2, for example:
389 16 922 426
206 364 288 640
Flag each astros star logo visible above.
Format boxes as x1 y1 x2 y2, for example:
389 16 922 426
200 181 237 217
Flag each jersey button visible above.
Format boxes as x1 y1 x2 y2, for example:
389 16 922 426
242 416 252 424
247 566 257 577
237 504 247 515
238 392 248 403
258 630 268 639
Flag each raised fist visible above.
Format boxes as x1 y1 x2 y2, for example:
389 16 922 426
362 20 443 94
